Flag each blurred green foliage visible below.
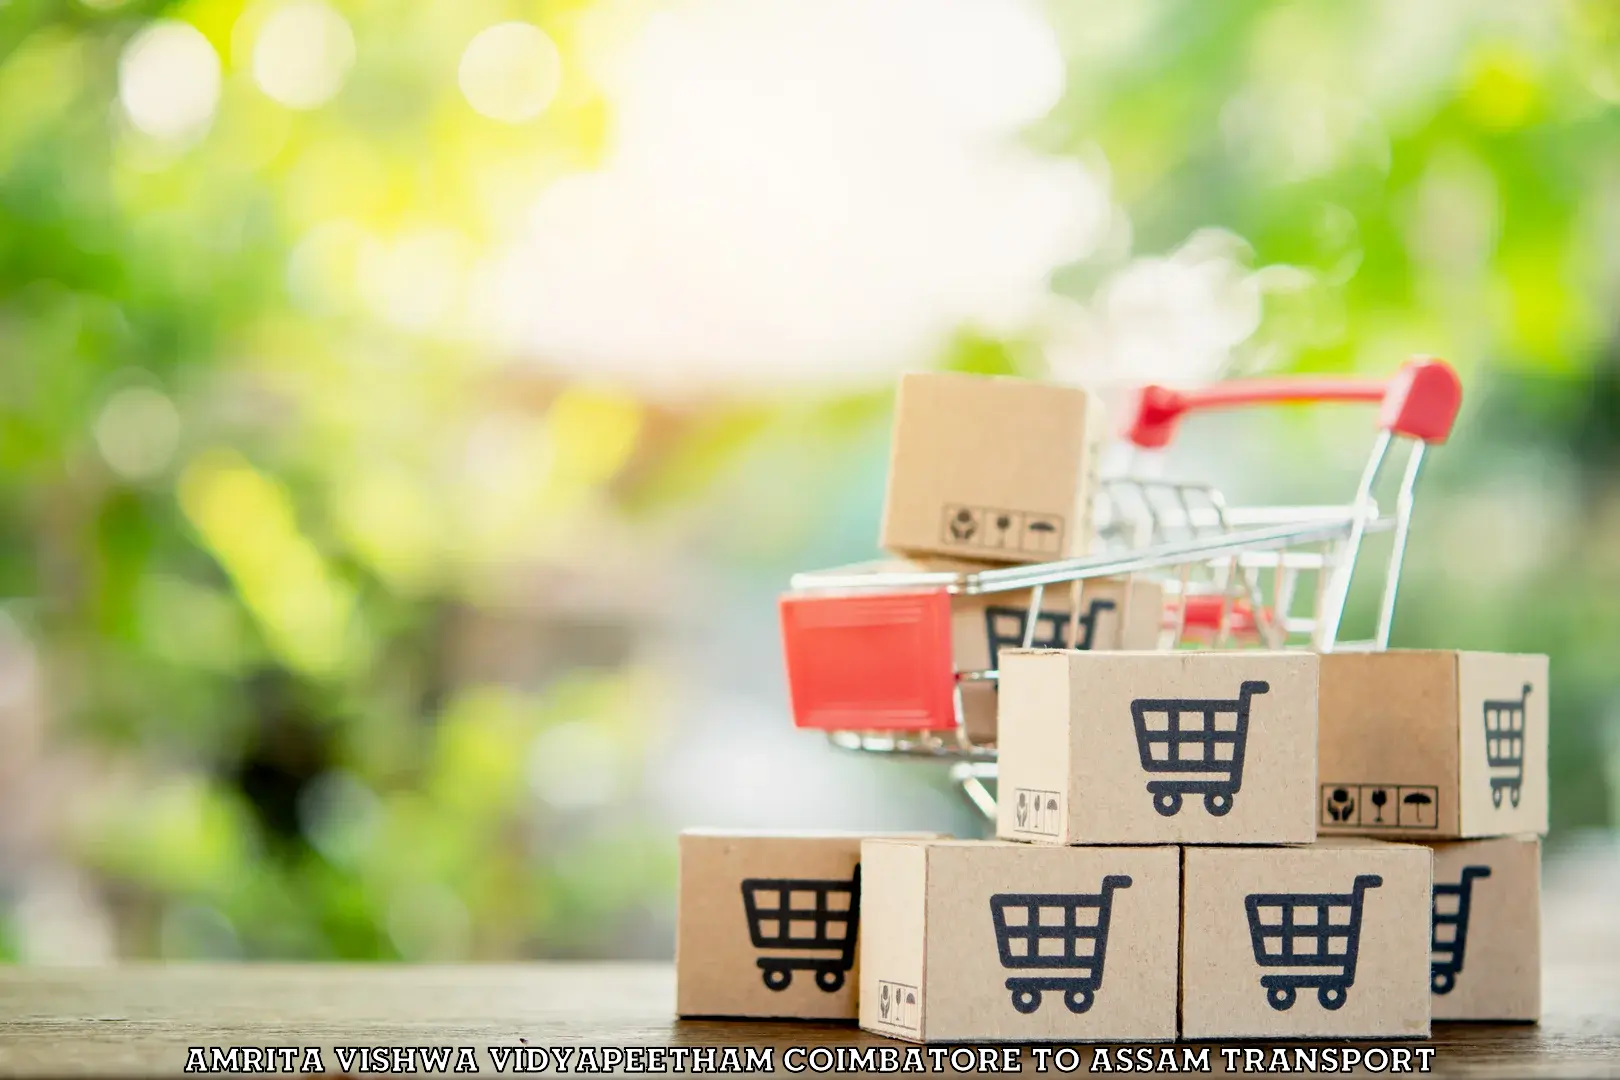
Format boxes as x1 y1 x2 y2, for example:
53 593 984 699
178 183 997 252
0 0 1615 960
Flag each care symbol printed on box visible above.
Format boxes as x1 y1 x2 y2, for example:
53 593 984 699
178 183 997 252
1483 684 1531 808
940 504 1065 556
875 980 919 1033
1011 788 1062 837
739 868 859 993
1431 866 1491 995
1319 784 1439 828
989 876 1132 1016
1131 680 1268 817
1244 875 1382 1012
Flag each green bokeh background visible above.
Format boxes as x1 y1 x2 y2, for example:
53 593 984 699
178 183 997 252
0 0 1615 960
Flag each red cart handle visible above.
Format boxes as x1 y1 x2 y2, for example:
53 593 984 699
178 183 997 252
1125 357 1462 450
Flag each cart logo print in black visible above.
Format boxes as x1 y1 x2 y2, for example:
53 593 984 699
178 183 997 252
1244 874 1382 1011
1432 866 1491 995
988 875 1132 1015
1131 680 1268 817
985 598 1117 674
740 867 859 993
1482 684 1531 809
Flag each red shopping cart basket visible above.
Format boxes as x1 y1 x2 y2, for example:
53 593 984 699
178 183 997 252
779 359 1462 819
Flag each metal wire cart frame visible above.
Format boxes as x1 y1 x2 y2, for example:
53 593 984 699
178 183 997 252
778 359 1463 819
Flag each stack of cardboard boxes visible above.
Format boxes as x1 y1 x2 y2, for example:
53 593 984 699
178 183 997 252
677 372 1545 1043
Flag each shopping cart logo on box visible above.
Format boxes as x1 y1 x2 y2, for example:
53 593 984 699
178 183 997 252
1244 874 1382 1011
1132 680 1269 817
739 868 860 993
1431 866 1491 995
988 875 1132 1016
985 597 1117 673
1483 684 1532 808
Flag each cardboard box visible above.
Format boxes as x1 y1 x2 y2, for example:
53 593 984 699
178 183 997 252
1429 836 1540 1021
1182 840 1432 1039
879 373 1106 564
995 650 1318 845
676 830 944 1020
1317 651 1549 840
817 559 1164 744
858 839 1179 1043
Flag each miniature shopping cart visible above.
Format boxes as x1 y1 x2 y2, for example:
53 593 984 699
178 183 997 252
1484 684 1532 808
740 869 860 993
779 359 1462 820
1245 874 1383 1011
1131 679 1269 817
1431 865 1492 995
989 875 1133 1015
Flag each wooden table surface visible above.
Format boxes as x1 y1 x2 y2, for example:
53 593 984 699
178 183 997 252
0 846 1616 1078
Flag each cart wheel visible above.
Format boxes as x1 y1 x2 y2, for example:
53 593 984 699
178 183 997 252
762 969 791 991
1492 787 1503 808
1318 986 1347 1010
1063 988 1095 1015
1266 986 1296 1011
1203 792 1234 817
1010 988 1041 1014
1510 786 1521 808
1432 970 1456 995
815 969 845 993
1153 791 1183 817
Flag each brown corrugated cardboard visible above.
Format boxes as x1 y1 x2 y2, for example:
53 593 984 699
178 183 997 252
815 558 1164 744
953 577 1164 745
995 650 1318 845
879 372 1107 564
1317 651 1548 839
1182 840 1432 1039
1429 836 1540 1021
859 839 1178 1043
676 830 945 1020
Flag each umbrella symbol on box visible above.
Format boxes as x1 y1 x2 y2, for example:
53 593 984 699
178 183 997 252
1402 790 1433 826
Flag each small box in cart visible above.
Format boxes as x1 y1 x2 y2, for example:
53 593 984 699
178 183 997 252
1316 651 1548 840
1428 835 1540 1021
797 558 1164 744
879 372 1107 564
858 839 1178 1043
995 650 1318 845
1182 840 1432 1040
676 830 944 1020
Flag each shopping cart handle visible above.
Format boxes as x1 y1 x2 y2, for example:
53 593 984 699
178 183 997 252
1126 358 1462 449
